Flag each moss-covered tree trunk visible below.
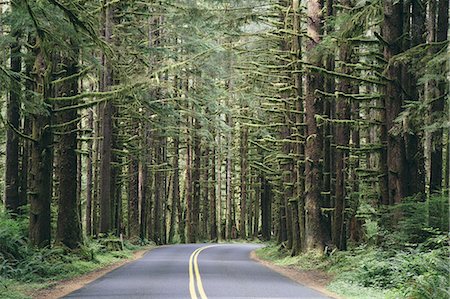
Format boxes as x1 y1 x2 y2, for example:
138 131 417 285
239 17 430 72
128 146 140 240
382 0 407 205
29 49 52 248
192 116 201 242
85 109 94 236
403 0 426 199
429 0 449 193
55 53 82 249
261 177 271 241
304 0 326 252
209 138 218 241
225 113 233 240
99 4 114 233
5 1 21 214
239 124 248 239
333 0 352 250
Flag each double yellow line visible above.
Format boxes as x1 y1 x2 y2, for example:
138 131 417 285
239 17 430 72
189 245 216 299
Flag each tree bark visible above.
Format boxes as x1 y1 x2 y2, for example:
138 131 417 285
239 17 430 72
333 0 352 250
202 146 210 239
209 140 218 240
5 1 21 214
291 0 304 255
192 116 201 242
225 113 233 240
305 0 327 252
128 149 140 241
85 109 94 236
29 49 52 248
382 0 407 205
55 52 82 249
169 120 180 243
402 0 426 199
322 0 335 244
261 177 271 241
239 124 248 239
99 4 114 233
429 0 449 193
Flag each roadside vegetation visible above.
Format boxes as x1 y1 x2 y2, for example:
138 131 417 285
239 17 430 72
0 211 151 299
257 195 449 299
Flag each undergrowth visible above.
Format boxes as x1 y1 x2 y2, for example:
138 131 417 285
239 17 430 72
256 195 450 299
0 211 151 299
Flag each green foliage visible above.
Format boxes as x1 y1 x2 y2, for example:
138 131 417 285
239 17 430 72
0 210 150 297
257 212 449 299
378 195 449 248
326 241 449 299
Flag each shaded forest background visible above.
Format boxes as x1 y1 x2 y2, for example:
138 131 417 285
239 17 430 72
0 0 448 298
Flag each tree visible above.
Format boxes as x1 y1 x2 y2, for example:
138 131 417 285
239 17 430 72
304 0 327 251
99 3 115 234
4 0 22 214
55 51 82 249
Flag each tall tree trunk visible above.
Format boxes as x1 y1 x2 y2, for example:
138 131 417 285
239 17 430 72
85 109 94 236
291 0 303 255
225 113 233 240
169 123 180 243
92 105 101 237
253 173 260 238
5 1 21 214
239 124 248 239
333 0 352 250
128 150 140 240
382 0 408 205
192 116 201 242
153 135 163 244
139 153 148 240
145 125 154 241
261 177 271 241
202 146 210 239
162 136 168 244
217 130 223 239
304 0 326 251
210 143 218 240
112 156 122 236
429 0 449 193
99 4 114 233
402 0 426 199
172 113 184 243
55 52 82 249
29 49 52 248
322 0 335 244
186 95 194 243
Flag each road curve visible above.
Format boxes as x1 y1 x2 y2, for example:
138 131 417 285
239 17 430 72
65 244 331 299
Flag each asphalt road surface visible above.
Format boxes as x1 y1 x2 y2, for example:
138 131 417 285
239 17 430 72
65 244 331 299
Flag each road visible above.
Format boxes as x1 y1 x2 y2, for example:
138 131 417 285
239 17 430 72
65 244 331 299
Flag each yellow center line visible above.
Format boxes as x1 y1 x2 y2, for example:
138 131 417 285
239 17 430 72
189 247 201 299
189 245 217 299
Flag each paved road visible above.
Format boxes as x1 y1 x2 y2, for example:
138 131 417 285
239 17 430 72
65 244 331 299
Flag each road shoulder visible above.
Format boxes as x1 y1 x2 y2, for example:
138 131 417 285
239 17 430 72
250 250 343 299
